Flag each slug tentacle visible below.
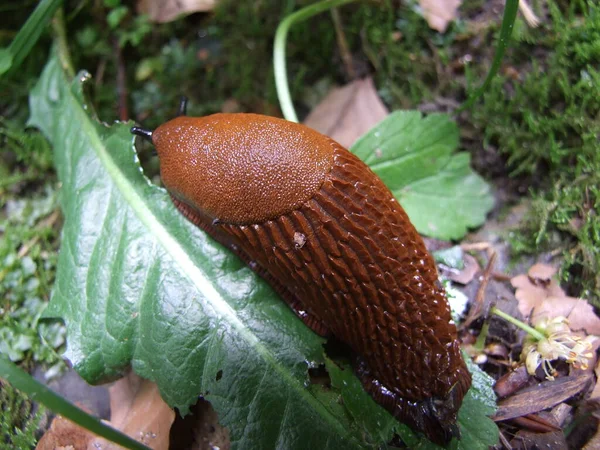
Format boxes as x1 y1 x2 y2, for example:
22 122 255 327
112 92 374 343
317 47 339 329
178 96 188 116
130 127 153 142
134 111 472 445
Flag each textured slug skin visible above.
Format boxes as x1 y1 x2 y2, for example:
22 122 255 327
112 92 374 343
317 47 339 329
151 113 472 445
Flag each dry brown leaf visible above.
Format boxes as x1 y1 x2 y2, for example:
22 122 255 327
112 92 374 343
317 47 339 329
37 373 174 450
419 0 462 33
493 372 593 421
529 297 600 336
137 0 216 23
441 253 481 285
303 77 389 149
510 429 568 450
528 263 558 284
89 373 175 450
37 411 94 450
511 264 600 335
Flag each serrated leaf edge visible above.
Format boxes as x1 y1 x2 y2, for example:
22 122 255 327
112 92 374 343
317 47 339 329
59 72 355 442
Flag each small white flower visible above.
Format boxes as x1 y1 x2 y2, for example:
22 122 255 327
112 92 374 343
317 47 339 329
521 316 596 380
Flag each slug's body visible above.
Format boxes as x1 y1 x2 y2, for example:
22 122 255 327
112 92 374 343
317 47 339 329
133 110 471 445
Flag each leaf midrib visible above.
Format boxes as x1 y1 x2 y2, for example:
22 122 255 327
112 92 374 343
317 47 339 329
65 79 354 444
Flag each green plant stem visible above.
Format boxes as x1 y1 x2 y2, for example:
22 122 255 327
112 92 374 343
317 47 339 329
490 306 545 341
273 0 357 122
0 356 151 450
473 320 490 351
2 0 63 76
457 0 519 112
51 7 75 78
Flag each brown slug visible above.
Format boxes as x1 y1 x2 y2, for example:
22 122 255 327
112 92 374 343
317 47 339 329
131 99 472 446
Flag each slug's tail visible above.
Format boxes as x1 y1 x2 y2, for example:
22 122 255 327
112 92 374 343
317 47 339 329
356 359 472 447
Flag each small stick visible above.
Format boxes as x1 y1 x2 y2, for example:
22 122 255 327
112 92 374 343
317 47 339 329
462 251 497 329
331 8 355 80
17 210 61 259
114 38 128 121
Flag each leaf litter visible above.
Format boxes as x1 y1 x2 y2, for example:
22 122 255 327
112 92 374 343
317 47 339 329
457 246 600 448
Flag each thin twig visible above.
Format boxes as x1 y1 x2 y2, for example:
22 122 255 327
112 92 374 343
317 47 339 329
331 8 356 80
493 272 512 282
460 242 491 252
114 38 129 121
462 251 497 329
17 210 61 259
498 430 512 449
519 0 541 28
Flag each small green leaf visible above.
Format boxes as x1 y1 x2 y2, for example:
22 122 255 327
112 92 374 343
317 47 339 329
107 6 129 29
434 246 465 270
351 111 494 240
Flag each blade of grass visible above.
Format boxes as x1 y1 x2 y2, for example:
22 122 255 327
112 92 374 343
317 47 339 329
457 0 520 112
0 356 151 450
0 0 64 77
273 0 357 123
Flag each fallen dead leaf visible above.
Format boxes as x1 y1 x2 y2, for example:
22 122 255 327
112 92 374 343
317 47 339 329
493 372 593 421
89 372 174 450
37 409 93 450
137 0 216 23
510 429 568 450
36 372 174 450
303 77 389 149
511 263 600 336
440 253 481 285
511 414 561 433
528 263 558 284
419 0 462 33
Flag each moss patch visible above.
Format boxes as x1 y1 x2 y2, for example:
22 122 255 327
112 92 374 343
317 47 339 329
471 1 600 303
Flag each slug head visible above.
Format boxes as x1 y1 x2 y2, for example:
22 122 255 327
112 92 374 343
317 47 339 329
148 114 334 224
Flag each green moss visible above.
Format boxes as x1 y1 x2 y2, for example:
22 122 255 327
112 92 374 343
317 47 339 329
482 1 600 303
473 1 599 176
510 174 599 305
0 381 44 450
0 118 65 368
0 183 66 367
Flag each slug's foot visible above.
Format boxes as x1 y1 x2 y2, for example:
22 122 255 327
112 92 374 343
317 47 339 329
355 359 471 447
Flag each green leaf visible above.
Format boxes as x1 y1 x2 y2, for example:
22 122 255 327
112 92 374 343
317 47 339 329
107 6 129 29
1 0 62 77
351 111 494 240
326 356 498 450
29 53 498 449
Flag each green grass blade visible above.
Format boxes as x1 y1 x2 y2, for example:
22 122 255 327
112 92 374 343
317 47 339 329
1 0 63 76
0 355 151 450
458 0 520 112
273 0 357 122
